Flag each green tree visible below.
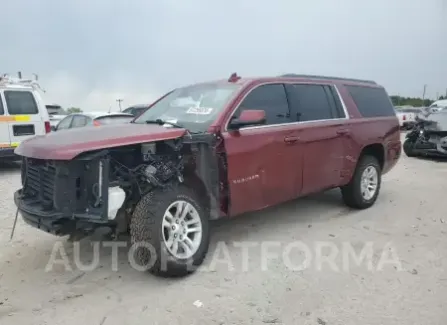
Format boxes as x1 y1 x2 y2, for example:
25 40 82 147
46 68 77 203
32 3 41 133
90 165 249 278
390 95 434 107
66 107 82 114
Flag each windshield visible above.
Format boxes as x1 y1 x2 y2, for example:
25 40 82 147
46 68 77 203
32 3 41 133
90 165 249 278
133 83 242 132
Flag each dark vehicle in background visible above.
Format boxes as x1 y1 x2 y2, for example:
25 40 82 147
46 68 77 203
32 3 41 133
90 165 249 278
14 73 400 278
52 112 134 131
403 110 447 157
122 104 149 117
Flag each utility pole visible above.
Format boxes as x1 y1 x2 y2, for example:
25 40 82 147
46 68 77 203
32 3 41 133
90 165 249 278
422 84 427 100
116 98 123 112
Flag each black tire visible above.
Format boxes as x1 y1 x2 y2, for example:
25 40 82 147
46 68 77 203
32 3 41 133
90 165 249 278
129 185 210 277
403 139 416 157
340 155 382 209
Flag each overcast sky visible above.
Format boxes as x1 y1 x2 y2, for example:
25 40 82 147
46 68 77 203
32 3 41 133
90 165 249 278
1 0 446 111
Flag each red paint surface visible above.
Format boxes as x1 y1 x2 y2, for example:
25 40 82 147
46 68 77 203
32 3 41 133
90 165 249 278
15 75 401 218
15 123 185 160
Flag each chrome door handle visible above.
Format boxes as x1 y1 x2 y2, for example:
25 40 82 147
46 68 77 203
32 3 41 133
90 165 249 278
284 136 299 144
336 129 350 135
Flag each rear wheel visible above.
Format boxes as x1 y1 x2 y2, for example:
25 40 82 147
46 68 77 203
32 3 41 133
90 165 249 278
129 185 210 277
403 139 416 157
341 155 381 209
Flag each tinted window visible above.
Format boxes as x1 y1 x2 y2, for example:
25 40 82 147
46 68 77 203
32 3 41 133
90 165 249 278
4 91 38 114
285 84 337 122
0 95 4 115
346 85 395 117
56 116 73 130
71 115 88 128
236 84 290 125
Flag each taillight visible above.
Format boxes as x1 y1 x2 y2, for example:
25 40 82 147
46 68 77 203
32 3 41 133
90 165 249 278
93 120 101 126
45 121 51 133
403 115 406 121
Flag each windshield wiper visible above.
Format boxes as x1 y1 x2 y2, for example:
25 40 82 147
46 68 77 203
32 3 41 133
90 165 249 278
145 118 205 136
145 119 184 129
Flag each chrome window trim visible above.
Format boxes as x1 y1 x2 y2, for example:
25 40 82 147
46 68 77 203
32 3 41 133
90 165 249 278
223 81 350 132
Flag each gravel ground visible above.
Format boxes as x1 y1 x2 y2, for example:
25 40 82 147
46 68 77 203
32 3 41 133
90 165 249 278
1 134 446 325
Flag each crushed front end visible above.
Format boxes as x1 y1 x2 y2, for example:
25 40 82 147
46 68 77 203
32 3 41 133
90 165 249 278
15 155 115 236
407 115 447 157
14 134 224 237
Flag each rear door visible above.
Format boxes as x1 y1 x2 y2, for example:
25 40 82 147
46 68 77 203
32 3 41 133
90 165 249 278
222 83 304 216
284 83 349 195
0 93 11 149
3 89 45 147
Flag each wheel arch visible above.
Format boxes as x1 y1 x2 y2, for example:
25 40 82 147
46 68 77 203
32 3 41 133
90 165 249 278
358 143 385 170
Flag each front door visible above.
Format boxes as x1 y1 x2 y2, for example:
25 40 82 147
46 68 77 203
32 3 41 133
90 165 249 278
284 83 349 195
222 83 303 216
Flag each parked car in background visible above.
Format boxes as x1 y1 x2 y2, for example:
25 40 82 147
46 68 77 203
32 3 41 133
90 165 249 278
52 112 134 131
14 73 401 277
122 104 149 116
49 114 67 129
0 75 50 160
429 99 447 112
394 106 421 130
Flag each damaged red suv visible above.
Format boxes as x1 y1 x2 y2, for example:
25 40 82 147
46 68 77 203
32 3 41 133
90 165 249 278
14 73 401 277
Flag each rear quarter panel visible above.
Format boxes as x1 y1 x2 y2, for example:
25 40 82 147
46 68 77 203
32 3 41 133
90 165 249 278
337 83 401 181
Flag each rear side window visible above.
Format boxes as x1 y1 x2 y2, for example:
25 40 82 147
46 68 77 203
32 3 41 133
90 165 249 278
4 91 39 115
71 115 89 128
95 115 134 125
285 84 341 122
346 85 395 117
56 116 73 130
237 84 290 125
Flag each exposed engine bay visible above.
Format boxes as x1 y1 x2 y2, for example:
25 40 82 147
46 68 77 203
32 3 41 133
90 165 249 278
15 134 226 236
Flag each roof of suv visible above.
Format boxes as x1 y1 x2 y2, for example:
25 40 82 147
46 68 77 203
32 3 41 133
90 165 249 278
195 73 381 89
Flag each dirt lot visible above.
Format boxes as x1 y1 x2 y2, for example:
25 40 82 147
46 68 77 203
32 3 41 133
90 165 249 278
1 134 446 325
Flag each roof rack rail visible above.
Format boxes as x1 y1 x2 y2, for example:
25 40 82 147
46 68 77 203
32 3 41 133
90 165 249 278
0 73 46 92
279 74 377 85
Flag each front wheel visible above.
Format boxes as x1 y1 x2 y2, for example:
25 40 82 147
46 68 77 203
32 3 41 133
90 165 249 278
340 155 382 209
129 185 210 277
403 139 416 157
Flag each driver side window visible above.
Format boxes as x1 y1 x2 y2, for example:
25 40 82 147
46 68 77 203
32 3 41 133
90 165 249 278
56 116 73 130
233 84 290 125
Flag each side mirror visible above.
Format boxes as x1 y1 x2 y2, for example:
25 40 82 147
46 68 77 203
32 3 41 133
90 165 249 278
229 109 266 130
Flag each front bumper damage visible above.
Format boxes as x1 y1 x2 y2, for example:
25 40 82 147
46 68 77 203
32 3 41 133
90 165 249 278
14 134 223 236
411 132 447 157
14 156 122 236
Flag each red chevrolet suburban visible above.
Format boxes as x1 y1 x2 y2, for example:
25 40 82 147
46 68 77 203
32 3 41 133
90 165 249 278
13 73 401 277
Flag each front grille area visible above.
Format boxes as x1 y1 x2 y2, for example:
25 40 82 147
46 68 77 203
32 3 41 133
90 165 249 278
23 158 56 209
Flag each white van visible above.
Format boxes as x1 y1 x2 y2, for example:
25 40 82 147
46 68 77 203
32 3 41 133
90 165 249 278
0 75 50 160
